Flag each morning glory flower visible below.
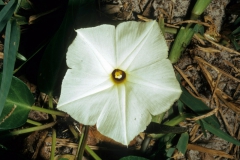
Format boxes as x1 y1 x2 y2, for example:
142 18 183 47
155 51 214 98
57 21 182 145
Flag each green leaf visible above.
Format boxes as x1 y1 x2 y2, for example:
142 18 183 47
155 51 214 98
0 18 20 116
0 73 34 130
176 132 189 154
0 0 18 33
168 27 194 63
177 100 184 115
120 156 148 160
16 52 27 61
158 16 165 35
151 112 165 123
180 86 220 128
14 14 28 25
150 113 194 139
144 123 187 134
59 158 69 160
199 119 207 137
190 0 212 20
230 34 240 51
198 120 240 146
14 0 32 25
150 133 176 158
55 154 75 160
17 0 33 10
0 144 7 150
166 147 175 158
193 23 204 35
38 0 96 95
164 113 194 126
158 133 176 149
230 17 240 51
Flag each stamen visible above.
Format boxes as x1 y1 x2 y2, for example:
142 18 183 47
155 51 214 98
112 69 126 82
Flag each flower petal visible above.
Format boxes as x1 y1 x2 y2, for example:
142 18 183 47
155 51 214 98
125 83 152 141
97 84 127 144
97 84 152 145
57 69 113 124
127 59 182 115
67 25 116 74
116 21 168 71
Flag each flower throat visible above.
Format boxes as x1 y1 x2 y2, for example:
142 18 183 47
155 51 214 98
112 69 126 82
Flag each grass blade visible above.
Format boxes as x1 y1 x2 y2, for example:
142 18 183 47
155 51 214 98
0 0 17 33
0 18 20 116
180 86 220 128
199 120 240 146
176 132 189 154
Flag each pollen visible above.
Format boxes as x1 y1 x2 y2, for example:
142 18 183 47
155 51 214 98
112 69 126 82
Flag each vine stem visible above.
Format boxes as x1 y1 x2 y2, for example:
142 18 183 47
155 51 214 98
85 145 102 160
29 106 67 117
26 119 42 126
48 94 57 121
1 121 56 137
50 128 56 160
77 125 90 160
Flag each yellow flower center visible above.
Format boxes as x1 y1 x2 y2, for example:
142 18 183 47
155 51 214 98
112 69 126 83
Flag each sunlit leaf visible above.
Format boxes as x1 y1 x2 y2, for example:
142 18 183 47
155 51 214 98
0 73 34 130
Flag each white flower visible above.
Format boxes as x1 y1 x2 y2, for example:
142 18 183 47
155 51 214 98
57 21 182 145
